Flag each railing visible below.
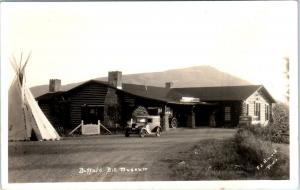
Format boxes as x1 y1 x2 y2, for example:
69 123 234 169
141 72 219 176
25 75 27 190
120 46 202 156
68 120 112 136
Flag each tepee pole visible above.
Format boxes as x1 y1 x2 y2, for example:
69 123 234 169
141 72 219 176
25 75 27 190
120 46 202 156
9 52 61 141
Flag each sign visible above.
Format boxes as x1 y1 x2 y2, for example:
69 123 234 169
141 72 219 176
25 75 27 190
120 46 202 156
238 116 252 127
180 97 200 103
239 116 251 122
82 124 100 135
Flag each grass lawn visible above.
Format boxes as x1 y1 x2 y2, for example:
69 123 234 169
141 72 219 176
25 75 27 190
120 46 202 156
158 138 289 180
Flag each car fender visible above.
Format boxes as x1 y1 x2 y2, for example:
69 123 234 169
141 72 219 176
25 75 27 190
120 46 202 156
151 126 161 132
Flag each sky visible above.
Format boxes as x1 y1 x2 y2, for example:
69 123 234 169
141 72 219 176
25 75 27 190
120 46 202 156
1 1 297 101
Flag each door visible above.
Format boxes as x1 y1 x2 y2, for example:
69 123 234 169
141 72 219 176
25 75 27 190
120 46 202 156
81 105 104 124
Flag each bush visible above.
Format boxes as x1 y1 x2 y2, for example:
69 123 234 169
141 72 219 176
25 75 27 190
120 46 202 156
241 125 272 141
264 125 289 144
240 102 290 144
269 103 289 143
132 106 149 118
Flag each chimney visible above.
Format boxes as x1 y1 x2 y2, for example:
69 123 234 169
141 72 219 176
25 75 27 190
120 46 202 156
165 82 174 89
49 79 61 92
108 71 122 89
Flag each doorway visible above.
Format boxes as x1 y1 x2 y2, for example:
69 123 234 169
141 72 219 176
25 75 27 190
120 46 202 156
81 105 104 124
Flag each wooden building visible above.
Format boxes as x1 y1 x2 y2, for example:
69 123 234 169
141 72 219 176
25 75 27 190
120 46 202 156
36 71 276 135
170 86 276 127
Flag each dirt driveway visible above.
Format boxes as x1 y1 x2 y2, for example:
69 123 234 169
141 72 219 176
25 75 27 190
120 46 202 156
8 128 236 183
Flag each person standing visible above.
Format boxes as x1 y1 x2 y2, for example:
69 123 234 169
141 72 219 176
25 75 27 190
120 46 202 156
209 111 216 127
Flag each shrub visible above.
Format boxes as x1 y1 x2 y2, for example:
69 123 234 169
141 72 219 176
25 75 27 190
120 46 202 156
240 103 290 144
264 125 289 144
132 106 149 118
240 125 272 142
268 103 289 143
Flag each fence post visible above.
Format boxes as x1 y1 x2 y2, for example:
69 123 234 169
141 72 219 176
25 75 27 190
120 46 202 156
81 120 84 134
98 120 101 135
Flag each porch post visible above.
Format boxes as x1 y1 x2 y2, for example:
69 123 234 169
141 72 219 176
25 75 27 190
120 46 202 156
162 105 170 131
187 106 195 128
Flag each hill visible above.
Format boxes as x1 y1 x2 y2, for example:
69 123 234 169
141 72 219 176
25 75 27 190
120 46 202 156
30 65 251 97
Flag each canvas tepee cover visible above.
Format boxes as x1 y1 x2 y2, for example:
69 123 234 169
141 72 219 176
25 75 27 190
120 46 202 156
8 55 61 141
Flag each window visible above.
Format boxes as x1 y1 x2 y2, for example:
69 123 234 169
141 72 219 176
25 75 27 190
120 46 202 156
254 101 256 115
246 104 249 115
224 106 231 121
265 104 269 120
254 102 261 120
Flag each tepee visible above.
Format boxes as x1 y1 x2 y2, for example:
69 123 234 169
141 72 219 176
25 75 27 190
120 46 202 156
8 53 61 141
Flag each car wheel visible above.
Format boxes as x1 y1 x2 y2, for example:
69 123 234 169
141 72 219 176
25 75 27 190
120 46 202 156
170 117 178 128
139 129 146 138
125 130 130 137
156 127 161 137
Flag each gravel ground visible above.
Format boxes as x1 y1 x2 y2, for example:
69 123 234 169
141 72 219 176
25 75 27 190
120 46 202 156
8 128 236 183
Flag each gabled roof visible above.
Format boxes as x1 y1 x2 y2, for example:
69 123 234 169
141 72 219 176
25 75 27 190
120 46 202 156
36 80 275 104
35 91 65 101
36 80 172 103
36 80 106 101
170 85 276 103
121 83 171 102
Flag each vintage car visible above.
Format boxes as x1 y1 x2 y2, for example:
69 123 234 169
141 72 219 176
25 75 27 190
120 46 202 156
125 116 162 138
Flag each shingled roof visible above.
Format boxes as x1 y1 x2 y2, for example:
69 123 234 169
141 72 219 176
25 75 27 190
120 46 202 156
36 80 275 104
170 85 276 103
36 80 173 103
121 83 171 102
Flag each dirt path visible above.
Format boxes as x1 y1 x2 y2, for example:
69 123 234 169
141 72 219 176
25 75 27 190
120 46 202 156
8 128 236 182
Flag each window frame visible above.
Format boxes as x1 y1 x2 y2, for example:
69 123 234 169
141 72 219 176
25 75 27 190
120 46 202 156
224 106 231 121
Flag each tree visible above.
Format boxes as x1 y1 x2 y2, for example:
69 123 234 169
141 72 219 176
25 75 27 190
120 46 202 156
132 106 149 118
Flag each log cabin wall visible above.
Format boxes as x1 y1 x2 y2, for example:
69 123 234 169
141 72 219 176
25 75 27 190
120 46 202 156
66 82 109 128
39 82 277 132
119 92 137 123
38 102 53 125
38 98 70 135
